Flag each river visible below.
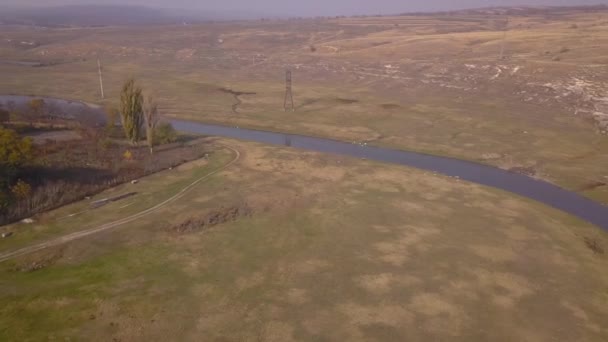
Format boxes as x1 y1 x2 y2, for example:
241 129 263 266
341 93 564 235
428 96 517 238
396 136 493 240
2 95 606 231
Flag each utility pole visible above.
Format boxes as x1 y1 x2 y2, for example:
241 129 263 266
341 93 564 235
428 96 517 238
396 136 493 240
97 58 105 99
499 15 509 60
284 69 294 112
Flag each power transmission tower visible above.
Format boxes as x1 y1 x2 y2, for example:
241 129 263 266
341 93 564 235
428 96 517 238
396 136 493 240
284 69 294 112
499 16 509 60
97 58 105 99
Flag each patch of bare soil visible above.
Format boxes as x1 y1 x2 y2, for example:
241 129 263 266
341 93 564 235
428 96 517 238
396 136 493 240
335 98 359 104
584 237 605 255
168 205 253 235
508 166 537 177
175 158 208 171
13 247 64 272
578 181 606 192
90 192 137 209
380 103 400 110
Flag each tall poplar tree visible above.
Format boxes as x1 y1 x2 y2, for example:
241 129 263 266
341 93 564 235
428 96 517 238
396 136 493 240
120 78 144 145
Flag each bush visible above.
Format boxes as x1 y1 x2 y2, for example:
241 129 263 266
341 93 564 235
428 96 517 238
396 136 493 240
309 45 317 52
11 180 31 200
28 98 46 122
105 106 119 128
0 108 9 125
98 137 114 150
0 127 33 187
155 122 177 145
0 189 10 211
104 125 126 139
123 150 133 161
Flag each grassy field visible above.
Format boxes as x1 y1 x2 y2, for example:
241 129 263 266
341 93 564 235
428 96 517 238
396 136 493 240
0 140 607 341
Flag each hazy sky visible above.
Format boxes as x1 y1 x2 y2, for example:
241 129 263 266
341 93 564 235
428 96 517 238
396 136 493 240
3 0 608 16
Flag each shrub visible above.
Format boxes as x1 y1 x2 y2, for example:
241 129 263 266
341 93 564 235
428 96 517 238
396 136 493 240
28 99 45 118
0 189 10 211
0 127 33 187
105 125 126 139
123 150 133 161
11 180 31 200
0 108 9 125
105 106 119 128
309 45 317 52
98 138 114 150
155 122 177 145
584 237 604 254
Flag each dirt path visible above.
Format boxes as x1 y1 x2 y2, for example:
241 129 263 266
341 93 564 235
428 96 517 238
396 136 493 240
0 146 240 263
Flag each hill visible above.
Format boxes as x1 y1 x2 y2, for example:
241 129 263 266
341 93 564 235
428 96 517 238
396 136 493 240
0 5 249 27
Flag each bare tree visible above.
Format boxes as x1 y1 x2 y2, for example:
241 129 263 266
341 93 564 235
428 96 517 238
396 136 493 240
143 94 159 154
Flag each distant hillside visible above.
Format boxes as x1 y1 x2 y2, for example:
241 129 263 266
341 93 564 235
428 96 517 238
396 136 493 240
404 4 608 16
0 5 255 27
